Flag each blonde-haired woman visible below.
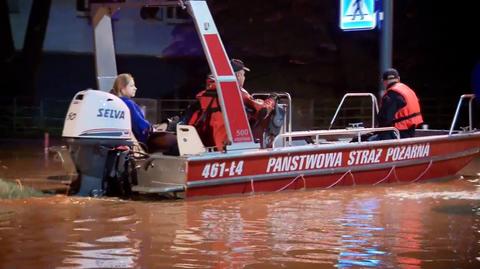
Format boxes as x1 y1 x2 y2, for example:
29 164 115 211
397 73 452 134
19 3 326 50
111 73 151 145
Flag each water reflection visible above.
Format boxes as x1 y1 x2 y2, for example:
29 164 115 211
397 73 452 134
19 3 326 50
1 180 480 268
336 198 385 268
61 246 137 269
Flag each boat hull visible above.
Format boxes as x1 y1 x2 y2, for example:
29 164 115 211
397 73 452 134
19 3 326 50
183 134 480 197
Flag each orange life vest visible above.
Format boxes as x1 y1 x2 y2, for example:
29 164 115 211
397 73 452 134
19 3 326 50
188 88 226 151
386 82 423 130
188 77 276 150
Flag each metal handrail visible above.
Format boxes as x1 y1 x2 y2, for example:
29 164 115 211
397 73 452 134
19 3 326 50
272 127 400 149
448 94 476 135
251 92 293 145
329 93 379 130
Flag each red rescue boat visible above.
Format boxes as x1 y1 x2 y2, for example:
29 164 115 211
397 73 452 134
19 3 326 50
58 0 480 198
131 93 480 198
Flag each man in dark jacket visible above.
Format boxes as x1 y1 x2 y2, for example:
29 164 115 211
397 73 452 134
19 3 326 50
370 68 423 140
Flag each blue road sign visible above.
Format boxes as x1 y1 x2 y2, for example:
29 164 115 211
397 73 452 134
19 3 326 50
340 0 376 31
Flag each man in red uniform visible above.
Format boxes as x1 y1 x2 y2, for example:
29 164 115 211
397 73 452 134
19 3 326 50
188 59 276 151
370 68 423 140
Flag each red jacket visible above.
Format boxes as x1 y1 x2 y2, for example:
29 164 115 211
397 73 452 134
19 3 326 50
385 82 423 130
189 79 275 151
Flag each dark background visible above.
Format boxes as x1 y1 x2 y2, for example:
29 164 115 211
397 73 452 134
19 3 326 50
1 0 479 134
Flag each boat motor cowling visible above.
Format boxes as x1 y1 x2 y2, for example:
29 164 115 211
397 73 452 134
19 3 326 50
62 89 131 139
62 90 135 197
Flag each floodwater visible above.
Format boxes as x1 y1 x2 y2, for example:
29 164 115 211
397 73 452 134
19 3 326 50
1 140 480 268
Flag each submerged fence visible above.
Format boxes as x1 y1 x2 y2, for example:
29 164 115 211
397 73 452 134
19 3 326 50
0 97 195 138
0 98 69 138
0 96 470 138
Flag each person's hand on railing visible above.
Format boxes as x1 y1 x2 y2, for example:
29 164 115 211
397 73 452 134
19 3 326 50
269 92 280 102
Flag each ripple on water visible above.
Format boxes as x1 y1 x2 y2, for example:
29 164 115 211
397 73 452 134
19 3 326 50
96 235 130 243
0 180 480 268
387 190 480 200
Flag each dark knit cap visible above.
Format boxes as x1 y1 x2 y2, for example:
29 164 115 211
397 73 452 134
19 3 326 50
382 68 400 80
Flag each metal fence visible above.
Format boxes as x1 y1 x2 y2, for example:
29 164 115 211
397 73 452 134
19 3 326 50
0 95 470 138
0 97 196 138
0 98 69 137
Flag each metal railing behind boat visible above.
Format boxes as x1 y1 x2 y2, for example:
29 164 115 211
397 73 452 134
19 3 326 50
251 92 293 145
270 92 396 148
270 92 477 149
449 94 476 135
329 93 379 130
272 127 400 149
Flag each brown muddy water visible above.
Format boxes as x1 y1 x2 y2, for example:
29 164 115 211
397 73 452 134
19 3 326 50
1 140 480 268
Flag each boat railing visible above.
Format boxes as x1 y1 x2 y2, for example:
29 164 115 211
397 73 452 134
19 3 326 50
252 92 293 144
449 94 476 135
272 127 400 149
329 93 379 130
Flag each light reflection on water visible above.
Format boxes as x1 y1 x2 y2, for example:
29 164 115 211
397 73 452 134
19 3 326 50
336 198 385 268
1 180 480 268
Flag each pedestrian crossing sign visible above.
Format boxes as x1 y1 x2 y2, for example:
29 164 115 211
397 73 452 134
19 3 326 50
340 0 376 31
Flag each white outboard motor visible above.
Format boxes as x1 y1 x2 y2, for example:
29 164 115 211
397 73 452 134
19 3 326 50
63 89 131 139
63 89 134 196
